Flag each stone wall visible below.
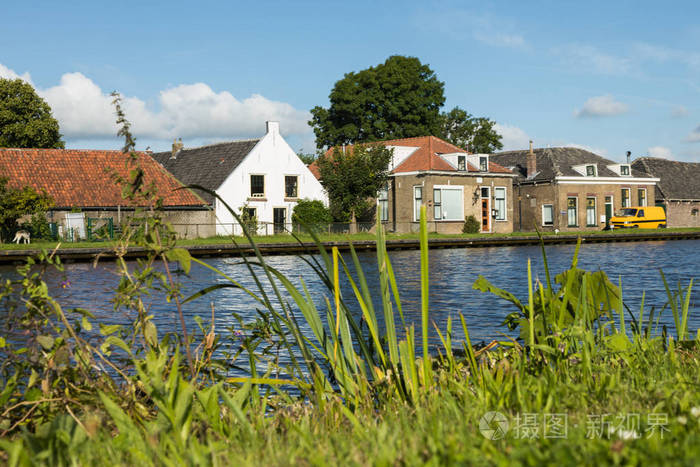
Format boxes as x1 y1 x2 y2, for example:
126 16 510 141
663 201 700 228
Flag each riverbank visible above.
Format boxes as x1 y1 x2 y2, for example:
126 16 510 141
1 228 700 263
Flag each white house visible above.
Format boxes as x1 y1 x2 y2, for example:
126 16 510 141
153 121 327 235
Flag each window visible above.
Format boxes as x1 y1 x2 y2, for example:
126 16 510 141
586 165 596 176
620 165 630 176
621 188 630 208
413 186 422 221
285 176 298 198
378 186 389 222
567 197 578 227
250 175 265 197
542 204 553 226
479 156 488 172
586 197 596 226
458 155 466 171
691 208 698 216
638 188 646 207
637 209 645 217
494 187 506 221
243 208 256 219
433 187 463 221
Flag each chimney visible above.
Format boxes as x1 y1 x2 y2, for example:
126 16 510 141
266 121 280 134
527 140 536 178
171 138 183 159
626 151 631 164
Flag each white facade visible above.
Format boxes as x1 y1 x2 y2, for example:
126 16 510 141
214 121 327 235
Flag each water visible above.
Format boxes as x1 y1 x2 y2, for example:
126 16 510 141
2 239 699 354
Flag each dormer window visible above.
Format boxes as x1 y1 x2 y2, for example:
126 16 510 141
585 165 597 177
620 165 630 176
458 155 466 171
479 156 488 172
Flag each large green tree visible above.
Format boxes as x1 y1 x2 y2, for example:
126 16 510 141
0 78 64 148
310 56 445 149
438 107 503 153
316 144 393 222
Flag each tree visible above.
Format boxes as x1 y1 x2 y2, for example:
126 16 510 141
296 151 317 165
0 78 64 148
0 177 54 242
438 107 503 153
292 199 333 232
310 56 445 149
316 144 393 222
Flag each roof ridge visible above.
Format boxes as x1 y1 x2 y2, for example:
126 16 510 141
171 138 261 152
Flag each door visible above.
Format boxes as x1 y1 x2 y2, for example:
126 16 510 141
273 208 287 234
480 187 491 233
605 196 613 230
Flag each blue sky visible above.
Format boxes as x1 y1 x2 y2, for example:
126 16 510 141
2 0 699 161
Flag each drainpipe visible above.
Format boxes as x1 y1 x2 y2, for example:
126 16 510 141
517 184 522 232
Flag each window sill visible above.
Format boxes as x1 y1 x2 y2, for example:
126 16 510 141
247 197 267 202
284 197 299 202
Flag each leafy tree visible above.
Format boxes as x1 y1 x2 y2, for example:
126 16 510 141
296 151 317 165
292 199 333 232
0 177 54 242
439 107 503 153
316 144 393 222
310 56 445 149
0 78 64 148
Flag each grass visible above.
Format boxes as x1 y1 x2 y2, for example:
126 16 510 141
2 226 699 251
0 205 698 466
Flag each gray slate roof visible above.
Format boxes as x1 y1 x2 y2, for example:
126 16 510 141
152 139 260 204
490 147 649 183
632 157 700 200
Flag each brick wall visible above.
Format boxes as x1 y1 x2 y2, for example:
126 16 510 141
663 201 700 228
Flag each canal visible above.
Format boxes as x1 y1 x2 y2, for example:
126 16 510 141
2 239 698 354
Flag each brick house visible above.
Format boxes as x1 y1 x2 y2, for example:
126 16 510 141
0 148 212 239
632 157 700 228
490 145 659 232
311 136 516 234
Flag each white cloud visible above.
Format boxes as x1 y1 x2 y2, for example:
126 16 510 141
417 10 526 49
671 106 689 118
574 95 629 118
687 125 700 143
553 44 632 75
1 62 312 146
494 123 530 150
634 43 700 69
0 64 32 83
647 146 673 159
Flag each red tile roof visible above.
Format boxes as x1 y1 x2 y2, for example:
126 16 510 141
0 148 206 208
308 136 512 178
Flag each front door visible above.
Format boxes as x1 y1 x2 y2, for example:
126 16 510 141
273 208 287 234
605 196 613 230
480 187 491 233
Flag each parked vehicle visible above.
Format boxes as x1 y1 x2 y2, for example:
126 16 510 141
610 206 666 229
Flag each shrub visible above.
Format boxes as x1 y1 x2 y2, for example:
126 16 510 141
462 215 480 233
292 199 333 232
26 213 52 240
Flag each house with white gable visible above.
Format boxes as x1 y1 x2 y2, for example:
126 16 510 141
153 121 327 235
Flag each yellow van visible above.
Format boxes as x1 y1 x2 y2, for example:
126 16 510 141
610 206 666 229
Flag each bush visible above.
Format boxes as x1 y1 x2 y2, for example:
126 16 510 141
26 213 52 240
463 215 480 234
292 199 333 232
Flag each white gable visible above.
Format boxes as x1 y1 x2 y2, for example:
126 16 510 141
387 145 419 171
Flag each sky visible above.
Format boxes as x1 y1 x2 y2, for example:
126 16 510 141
1 0 699 162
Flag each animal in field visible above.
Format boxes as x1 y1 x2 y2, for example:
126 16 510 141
13 230 30 244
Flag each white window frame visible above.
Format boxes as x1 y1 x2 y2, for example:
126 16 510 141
585 165 597 177
433 185 464 221
567 197 578 227
620 165 630 176
250 174 265 198
413 186 423 222
479 156 488 172
621 188 631 208
284 175 299 198
377 185 389 222
494 186 507 221
542 204 554 226
637 188 647 207
586 197 597 227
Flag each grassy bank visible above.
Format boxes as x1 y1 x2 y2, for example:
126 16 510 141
0 207 698 465
2 226 700 251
